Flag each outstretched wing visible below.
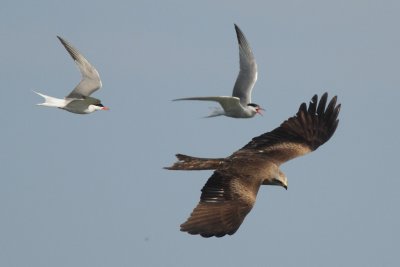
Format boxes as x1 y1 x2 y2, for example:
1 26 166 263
173 96 241 112
180 169 260 237
232 24 258 106
57 36 102 98
236 93 341 165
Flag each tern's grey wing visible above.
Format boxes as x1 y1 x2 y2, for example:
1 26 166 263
82 96 101 105
57 36 102 98
232 24 257 106
180 169 260 237
64 96 101 108
235 93 341 165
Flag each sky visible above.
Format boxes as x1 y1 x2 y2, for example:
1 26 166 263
1 0 399 266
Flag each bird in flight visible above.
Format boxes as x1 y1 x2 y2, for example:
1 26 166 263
166 93 341 237
34 36 109 114
173 24 263 118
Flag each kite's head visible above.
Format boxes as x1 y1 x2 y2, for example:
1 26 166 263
264 168 288 190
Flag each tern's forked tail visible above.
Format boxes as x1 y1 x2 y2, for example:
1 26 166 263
165 154 225 170
205 107 225 118
33 91 66 108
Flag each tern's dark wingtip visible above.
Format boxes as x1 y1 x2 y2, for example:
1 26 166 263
234 24 241 32
56 36 68 46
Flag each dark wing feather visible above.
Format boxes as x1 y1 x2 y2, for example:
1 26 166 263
180 170 260 237
237 93 340 164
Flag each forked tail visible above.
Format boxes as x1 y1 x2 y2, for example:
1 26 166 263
205 107 225 118
165 154 225 170
33 91 65 108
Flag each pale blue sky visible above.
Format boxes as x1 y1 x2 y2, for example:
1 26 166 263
1 0 399 266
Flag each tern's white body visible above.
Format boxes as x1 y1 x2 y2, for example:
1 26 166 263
176 96 258 118
34 91 106 114
174 24 262 118
35 36 108 114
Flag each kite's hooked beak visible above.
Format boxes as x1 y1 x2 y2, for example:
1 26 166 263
280 179 288 190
